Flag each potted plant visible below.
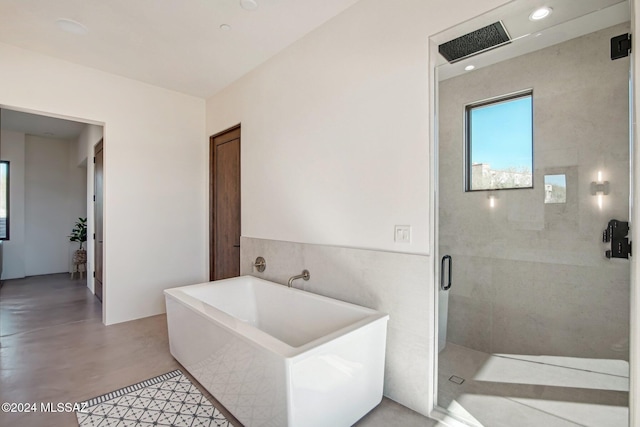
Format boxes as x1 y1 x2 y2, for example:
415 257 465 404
69 217 87 277
69 217 87 249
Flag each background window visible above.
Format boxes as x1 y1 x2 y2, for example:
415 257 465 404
0 161 8 240
466 91 533 191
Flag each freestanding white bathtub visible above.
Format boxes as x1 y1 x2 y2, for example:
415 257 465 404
164 275 389 427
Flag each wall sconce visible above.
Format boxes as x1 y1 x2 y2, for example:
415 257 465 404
590 171 609 210
487 192 497 208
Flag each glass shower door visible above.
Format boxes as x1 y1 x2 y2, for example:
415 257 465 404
433 1 631 425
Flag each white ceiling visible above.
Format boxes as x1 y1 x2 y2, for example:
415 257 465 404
0 0 361 98
1 109 87 140
434 0 629 81
0 0 629 137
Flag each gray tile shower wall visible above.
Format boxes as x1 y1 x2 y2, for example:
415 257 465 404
240 236 431 416
438 23 631 360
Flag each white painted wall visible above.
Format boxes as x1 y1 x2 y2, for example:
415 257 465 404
205 0 508 416
1 132 85 278
0 130 26 280
0 42 206 325
23 135 86 276
206 0 507 255
75 124 103 167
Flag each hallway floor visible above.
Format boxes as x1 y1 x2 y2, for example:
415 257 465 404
0 274 438 427
438 342 629 427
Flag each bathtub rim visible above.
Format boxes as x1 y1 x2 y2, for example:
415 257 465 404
164 275 389 359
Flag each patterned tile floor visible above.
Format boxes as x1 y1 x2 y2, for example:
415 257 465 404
77 370 231 427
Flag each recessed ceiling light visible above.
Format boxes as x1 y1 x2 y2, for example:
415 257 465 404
240 0 258 10
219 24 231 31
529 7 552 21
55 18 88 35
464 65 475 71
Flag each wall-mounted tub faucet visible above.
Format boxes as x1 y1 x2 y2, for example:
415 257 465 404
288 270 310 288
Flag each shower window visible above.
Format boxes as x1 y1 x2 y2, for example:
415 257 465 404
465 90 533 191
0 161 8 240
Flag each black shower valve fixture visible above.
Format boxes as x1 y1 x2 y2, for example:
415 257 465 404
603 219 631 259
611 33 631 60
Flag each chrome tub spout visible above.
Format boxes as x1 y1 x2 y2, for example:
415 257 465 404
288 270 310 287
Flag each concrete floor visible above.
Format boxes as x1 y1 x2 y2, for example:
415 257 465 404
0 274 439 427
438 342 629 427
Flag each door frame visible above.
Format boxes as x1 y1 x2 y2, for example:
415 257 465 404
428 19 638 427
94 139 104 305
0 103 106 320
209 124 241 281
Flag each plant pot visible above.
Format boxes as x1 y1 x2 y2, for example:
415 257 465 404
73 249 87 264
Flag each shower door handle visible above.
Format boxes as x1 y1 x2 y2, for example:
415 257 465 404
441 255 452 291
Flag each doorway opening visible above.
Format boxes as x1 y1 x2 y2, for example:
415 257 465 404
0 106 105 324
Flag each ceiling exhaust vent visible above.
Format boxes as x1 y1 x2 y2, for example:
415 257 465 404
439 21 511 63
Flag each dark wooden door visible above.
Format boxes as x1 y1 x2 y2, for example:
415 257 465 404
94 140 104 302
210 126 241 281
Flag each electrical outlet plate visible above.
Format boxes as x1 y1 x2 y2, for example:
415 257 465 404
395 225 411 243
